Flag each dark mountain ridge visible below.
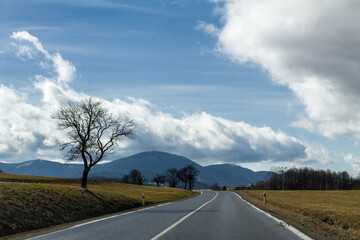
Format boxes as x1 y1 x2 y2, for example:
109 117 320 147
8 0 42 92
0 151 268 187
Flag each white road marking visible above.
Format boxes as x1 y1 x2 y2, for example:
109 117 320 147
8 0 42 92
232 192 313 240
26 200 181 240
151 191 218 240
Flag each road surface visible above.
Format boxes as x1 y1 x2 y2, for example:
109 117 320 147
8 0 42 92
27 191 305 240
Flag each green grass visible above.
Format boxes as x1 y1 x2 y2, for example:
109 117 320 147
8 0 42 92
233 190 360 240
0 173 196 237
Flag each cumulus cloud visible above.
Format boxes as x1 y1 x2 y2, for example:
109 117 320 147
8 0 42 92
103 98 311 164
204 0 360 139
0 84 56 160
0 31 327 167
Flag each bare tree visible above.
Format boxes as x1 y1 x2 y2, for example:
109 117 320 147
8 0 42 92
129 169 145 185
166 168 179 188
153 174 166 187
178 167 188 189
178 165 199 190
185 165 199 191
52 98 134 188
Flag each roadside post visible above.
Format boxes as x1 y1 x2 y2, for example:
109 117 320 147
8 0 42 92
263 191 266 205
142 193 145 206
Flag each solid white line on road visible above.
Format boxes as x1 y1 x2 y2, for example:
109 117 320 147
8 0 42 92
27 201 179 240
151 191 219 240
232 192 313 240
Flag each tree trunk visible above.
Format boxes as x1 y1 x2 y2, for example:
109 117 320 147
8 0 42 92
81 168 90 188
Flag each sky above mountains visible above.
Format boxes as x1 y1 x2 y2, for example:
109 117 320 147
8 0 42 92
0 0 359 175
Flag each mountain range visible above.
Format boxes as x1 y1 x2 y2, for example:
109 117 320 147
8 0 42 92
0 151 269 188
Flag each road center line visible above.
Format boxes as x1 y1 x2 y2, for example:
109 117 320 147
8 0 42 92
27 201 177 240
151 191 219 240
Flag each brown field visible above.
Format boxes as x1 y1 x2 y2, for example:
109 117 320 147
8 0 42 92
233 190 360 240
0 173 196 238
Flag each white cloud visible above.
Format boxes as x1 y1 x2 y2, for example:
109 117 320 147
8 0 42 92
205 0 360 139
16 45 37 59
0 31 329 168
11 31 76 84
344 154 360 173
11 31 48 56
105 98 312 164
195 20 220 37
0 84 56 160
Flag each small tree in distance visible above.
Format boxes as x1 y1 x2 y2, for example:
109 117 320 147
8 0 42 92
166 168 179 187
210 182 221 191
178 167 188 189
153 174 166 187
129 169 144 185
122 174 130 183
178 165 199 191
52 98 134 188
185 165 199 191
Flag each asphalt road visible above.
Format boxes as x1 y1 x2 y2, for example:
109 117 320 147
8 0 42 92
27 191 305 240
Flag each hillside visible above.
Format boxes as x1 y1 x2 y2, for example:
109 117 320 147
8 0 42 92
202 164 268 187
0 173 194 238
0 151 269 187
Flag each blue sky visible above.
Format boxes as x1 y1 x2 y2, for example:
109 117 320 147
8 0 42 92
1 0 360 176
0 0 299 130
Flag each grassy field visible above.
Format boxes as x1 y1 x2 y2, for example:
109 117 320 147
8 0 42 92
0 173 196 238
233 190 360 240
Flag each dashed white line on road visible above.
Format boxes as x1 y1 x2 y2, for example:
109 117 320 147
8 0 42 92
151 191 218 240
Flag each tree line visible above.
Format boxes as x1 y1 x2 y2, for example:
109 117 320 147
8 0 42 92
89 165 199 190
121 165 199 190
239 167 360 190
209 182 227 191
152 165 199 190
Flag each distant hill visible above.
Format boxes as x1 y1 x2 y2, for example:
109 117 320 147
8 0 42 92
201 164 269 187
0 151 269 187
91 151 202 179
0 160 82 178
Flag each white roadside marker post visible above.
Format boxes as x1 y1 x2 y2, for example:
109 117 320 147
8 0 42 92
142 193 145 206
263 191 266 205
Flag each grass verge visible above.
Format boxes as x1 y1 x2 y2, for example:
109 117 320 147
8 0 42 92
232 190 360 240
0 174 197 238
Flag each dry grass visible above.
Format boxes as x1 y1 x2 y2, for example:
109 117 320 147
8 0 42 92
0 173 195 237
233 190 360 240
